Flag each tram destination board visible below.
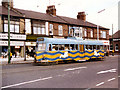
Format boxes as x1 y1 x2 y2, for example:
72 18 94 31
38 38 44 41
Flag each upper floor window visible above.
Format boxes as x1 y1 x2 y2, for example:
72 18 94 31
33 23 46 35
4 19 20 33
70 28 74 36
58 25 63 36
74 29 80 37
49 24 53 35
101 31 106 38
74 27 82 38
84 28 87 37
90 29 93 38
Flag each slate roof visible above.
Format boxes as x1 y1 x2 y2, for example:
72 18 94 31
0 6 109 30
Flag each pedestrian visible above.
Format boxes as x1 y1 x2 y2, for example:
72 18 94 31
112 50 114 56
10 52 12 60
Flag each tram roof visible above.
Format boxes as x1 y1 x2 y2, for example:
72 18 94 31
37 37 104 45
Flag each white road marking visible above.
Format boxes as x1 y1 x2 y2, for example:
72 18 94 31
85 88 91 90
64 67 87 71
1 77 52 89
96 82 105 87
108 78 116 82
97 69 117 74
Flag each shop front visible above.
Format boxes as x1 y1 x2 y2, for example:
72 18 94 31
0 41 25 58
0 33 26 59
25 42 36 58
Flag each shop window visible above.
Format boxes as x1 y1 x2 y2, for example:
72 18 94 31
110 45 113 51
115 44 118 51
58 25 63 36
4 19 20 33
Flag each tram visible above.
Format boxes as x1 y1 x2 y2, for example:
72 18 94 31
34 37 107 64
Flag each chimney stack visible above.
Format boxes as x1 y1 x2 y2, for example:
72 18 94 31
46 5 56 16
77 12 86 21
2 0 13 8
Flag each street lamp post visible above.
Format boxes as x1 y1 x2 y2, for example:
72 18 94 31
97 9 105 40
8 0 11 64
112 24 114 56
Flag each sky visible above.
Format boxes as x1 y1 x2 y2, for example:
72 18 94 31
0 0 119 35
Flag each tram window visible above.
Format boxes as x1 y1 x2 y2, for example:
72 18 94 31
97 45 100 50
100 45 104 50
59 45 65 50
35 43 38 51
38 43 46 51
75 44 78 50
65 44 69 50
89 45 92 50
85 45 88 50
70 44 75 50
52 44 59 51
49 44 52 51
93 45 96 50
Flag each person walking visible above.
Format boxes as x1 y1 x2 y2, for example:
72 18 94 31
10 52 12 60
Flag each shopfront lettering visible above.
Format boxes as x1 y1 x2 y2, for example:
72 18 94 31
0 33 26 40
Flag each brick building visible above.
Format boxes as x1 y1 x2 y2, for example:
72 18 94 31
109 30 120 54
0 1 26 59
0 0 109 59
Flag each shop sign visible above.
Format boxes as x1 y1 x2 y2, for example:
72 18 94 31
102 40 109 45
113 39 120 41
25 42 36 46
0 41 24 46
0 33 26 40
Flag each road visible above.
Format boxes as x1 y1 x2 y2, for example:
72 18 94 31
1 55 119 89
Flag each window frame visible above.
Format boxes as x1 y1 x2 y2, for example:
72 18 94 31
58 25 63 36
90 29 93 38
49 24 53 35
4 19 20 33
32 21 46 35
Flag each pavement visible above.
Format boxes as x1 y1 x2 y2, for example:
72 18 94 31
0 55 119 65
0 57 34 65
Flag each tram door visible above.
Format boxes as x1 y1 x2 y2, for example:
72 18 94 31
79 45 84 52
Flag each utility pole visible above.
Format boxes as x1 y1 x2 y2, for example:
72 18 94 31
97 9 105 40
8 0 11 64
112 24 114 56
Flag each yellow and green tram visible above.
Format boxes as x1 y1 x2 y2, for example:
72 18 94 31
34 37 106 64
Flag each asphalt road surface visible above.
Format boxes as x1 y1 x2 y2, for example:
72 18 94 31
1 55 119 89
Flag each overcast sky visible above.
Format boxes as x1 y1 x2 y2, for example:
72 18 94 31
0 0 119 35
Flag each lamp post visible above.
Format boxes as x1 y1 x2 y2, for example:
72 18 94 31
8 0 11 64
112 24 114 56
97 9 105 40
